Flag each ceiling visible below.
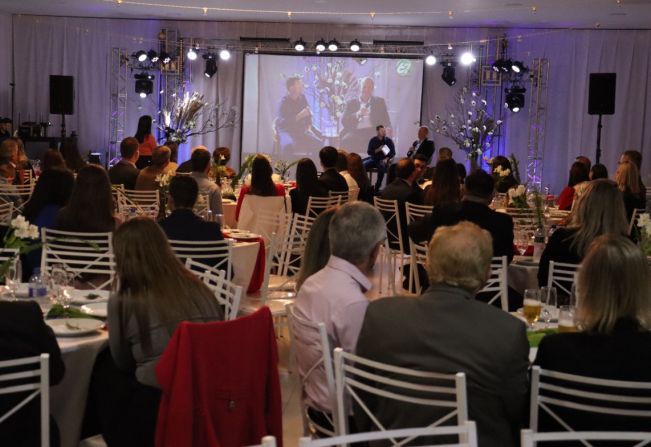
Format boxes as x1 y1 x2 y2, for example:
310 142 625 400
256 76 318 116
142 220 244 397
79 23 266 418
1 0 651 29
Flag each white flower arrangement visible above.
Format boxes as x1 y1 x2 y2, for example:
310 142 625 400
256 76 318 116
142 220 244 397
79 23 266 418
154 173 172 189
1 216 40 281
494 165 511 177
10 215 39 240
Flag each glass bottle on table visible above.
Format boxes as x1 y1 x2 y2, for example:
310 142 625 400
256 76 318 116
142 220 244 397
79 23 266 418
532 226 546 262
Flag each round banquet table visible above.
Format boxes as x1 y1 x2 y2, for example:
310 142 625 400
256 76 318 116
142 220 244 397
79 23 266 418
508 256 540 295
230 239 264 293
222 200 237 229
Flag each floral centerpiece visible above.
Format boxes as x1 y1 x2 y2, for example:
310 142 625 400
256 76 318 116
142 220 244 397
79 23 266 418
637 213 651 257
273 159 299 183
431 87 502 171
0 216 40 282
508 185 528 208
160 90 237 144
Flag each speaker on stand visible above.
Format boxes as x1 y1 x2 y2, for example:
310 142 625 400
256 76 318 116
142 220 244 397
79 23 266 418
49 75 74 140
588 73 616 164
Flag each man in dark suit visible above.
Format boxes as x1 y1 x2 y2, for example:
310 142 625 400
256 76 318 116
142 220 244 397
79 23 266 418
0 300 66 447
341 77 391 153
356 222 529 447
108 137 140 190
407 126 435 164
317 146 348 192
276 76 322 153
158 175 224 243
364 125 395 192
409 169 514 262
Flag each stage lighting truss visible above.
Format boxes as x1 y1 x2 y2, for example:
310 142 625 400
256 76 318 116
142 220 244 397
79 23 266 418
187 45 198 61
441 62 457 86
294 38 306 52
349 39 361 52
505 85 527 113
134 73 155 98
315 39 327 52
203 54 218 78
327 39 340 52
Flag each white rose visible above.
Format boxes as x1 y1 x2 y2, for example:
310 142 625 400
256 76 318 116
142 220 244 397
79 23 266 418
471 100 476 106
11 215 28 231
468 111 473 116
464 140 471 148
27 224 39 239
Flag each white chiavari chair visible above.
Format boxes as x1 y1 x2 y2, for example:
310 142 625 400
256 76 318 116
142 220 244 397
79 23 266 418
250 436 277 447
530 366 651 435
286 303 338 437
334 348 468 440
298 423 478 447
111 184 124 213
117 189 160 220
305 195 341 219
41 228 115 290
374 197 406 295
193 193 210 220
629 208 646 236
0 201 13 224
405 202 432 224
329 190 350 203
0 184 33 213
646 187 651 213
405 202 433 294
184 259 242 321
546 261 580 300
0 354 50 447
20 169 34 187
521 430 651 446
476 256 509 311
169 239 233 280
237 195 287 234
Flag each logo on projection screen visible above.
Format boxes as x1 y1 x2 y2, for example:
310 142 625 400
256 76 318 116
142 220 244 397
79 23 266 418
395 59 413 77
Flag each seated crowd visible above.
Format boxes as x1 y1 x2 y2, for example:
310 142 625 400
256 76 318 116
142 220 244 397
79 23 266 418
0 135 649 447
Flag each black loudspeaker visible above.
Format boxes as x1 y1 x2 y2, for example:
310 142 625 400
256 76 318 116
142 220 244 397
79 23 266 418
588 73 616 115
49 75 74 115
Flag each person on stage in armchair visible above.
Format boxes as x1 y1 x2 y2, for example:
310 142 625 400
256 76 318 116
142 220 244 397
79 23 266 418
364 125 395 192
109 137 140 190
276 76 323 154
341 77 391 153
407 126 435 164
134 115 157 169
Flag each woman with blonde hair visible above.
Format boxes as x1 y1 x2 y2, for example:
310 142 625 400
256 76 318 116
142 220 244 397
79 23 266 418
296 207 337 291
537 179 628 288
615 160 646 220
534 234 651 433
97 218 223 446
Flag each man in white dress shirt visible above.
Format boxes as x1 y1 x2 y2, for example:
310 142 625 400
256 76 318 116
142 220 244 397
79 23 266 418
294 202 386 429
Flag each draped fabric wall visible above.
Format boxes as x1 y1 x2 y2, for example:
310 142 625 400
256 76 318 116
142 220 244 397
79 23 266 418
0 13 13 117
6 15 651 191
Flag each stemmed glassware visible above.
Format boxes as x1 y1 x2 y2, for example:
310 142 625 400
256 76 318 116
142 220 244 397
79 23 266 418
4 263 20 301
523 289 542 329
539 286 558 328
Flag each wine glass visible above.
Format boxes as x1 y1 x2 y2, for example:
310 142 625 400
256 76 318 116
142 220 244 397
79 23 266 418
558 306 578 333
523 289 542 329
539 286 557 328
4 263 19 301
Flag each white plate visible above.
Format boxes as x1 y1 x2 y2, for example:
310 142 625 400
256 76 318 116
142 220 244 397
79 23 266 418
46 318 104 337
80 302 108 318
70 289 110 304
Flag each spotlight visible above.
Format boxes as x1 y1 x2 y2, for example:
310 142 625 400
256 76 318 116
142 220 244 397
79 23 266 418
492 59 507 72
503 59 514 72
160 51 172 64
134 50 147 62
511 61 526 73
203 54 217 78
134 73 154 98
315 39 326 52
147 50 159 63
294 38 306 52
505 86 526 112
425 54 437 66
460 51 476 66
349 39 361 52
441 63 456 86
327 39 339 52
219 49 231 61
187 46 198 61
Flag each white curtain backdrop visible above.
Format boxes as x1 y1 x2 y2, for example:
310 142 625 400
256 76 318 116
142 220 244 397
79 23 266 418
0 13 13 118
7 15 651 192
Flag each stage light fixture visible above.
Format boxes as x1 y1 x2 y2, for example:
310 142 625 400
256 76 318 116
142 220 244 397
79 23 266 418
187 46 198 61
315 39 326 52
134 73 154 98
328 39 339 52
505 86 526 112
460 51 476 66
219 49 231 61
441 63 456 86
160 52 171 64
147 50 159 63
203 54 217 78
349 39 361 52
511 61 526 73
134 50 147 62
425 54 437 66
294 38 306 52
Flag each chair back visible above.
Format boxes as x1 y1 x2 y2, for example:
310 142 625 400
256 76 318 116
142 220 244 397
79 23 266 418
0 201 13 224
286 303 337 437
476 256 509 311
329 190 350 203
169 239 233 280
529 365 651 433
629 208 647 236
0 184 33 213
298 422 478 447
184 259 242 320
193 194 210 220
41 228 115 290
238 195 287 232
117 189 160 219
546 261 579 298
521 429 651 446
306 195 341 219
374 197 405 254
0 354 50 447
405 202 432 224
407 240 428 294
251 436 277 447
333 347 468 437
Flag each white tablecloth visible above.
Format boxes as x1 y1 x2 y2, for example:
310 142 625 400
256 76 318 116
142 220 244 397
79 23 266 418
508 257 540 295
222 201 237 229
231 241 260 291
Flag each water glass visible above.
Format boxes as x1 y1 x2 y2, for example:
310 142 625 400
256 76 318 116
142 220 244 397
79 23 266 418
523 289 542 328
539 286 557 327
558 306 578 333
4 263 19 301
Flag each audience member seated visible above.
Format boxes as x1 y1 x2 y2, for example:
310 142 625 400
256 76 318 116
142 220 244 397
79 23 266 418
0 301 66 447
294 202 385 429
212 146 236 179
135 145 170 191
356 222 529 447
159 175 223 243
437 146 453 162
589 163 608 180
59 137 87 173
538 179 629 289
92 218 224 446
317 146 348 193
176 145 208 173
346 152 374 203
22 168 75 279
190 147 224 221
235 154 285 221
290 158 328 216
11 137 35 183
423 158 460 208
108 137 140 190
534 234 651 434
557 161 590 210
615 160 646 220
620 149 646 202
575 154 592 171
41 148 67 171
456 162 467 185
295 207 337 291
0 138 19 183
163 141 179 174
57 165 119 232
336 150 358 191
490 155 519 194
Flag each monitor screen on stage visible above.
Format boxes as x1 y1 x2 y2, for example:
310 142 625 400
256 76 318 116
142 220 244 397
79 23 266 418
242 53 424 164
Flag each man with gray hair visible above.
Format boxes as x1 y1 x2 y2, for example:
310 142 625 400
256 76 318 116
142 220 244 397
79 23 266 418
294 202 386 427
